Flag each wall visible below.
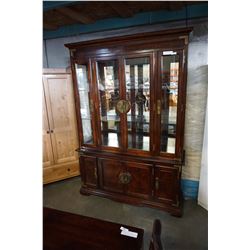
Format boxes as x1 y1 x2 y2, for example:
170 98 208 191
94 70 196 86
182 21 208 199
43 19 208 199
198 105 208 209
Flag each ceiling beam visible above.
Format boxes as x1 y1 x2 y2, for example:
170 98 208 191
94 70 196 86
109 3 134 18
167 2 185 11
43 21 58 30
43 1 75 12
56 7 94 24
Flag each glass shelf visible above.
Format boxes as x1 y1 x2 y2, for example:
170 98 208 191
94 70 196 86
125 56 150 151
160 53 179 154
97 59 121 148
76 64 93 144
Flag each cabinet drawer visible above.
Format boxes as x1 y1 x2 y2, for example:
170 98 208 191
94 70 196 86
80 156 98 188
43 161 79 184
154 165 179 204
125 162 152 199
98 158 124 193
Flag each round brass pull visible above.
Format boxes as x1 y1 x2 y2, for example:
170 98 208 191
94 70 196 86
116 100 131 114
119 172 132 184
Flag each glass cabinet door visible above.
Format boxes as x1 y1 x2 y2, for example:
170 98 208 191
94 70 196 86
75 63 94 144
96 59 121 148
159 51 180 154
125 57 151 151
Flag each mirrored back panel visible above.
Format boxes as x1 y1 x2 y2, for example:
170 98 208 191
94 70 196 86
125 57 150 151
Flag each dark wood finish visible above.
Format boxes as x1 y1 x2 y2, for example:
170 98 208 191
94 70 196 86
66 28 191 216
154 165 179 204
43 207 144 250
125 161 152 199
80 156 97 188
99 158 125 193
65 28 191 51
149 219 163 250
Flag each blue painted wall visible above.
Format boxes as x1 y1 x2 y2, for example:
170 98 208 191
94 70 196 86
181 179 200 200
43 2 208 40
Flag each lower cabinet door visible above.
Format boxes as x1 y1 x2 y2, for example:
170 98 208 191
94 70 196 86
125 162 152 199
154 165 179 204
99 158 125 193
80 156 98 188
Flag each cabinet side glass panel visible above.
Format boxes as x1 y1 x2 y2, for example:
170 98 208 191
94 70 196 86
160 52 179 154
75 64 93 144
125 57 150 151
96 60 121 148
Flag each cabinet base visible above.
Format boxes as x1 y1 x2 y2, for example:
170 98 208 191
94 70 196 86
43 161 80 184
80 187 182 217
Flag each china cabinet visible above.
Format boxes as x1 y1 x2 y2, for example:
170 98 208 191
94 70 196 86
65 28 191 216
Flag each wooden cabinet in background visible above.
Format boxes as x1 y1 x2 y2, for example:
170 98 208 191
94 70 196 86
43 68 79 184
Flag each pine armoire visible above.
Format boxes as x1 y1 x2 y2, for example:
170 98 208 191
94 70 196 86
43 68 79 184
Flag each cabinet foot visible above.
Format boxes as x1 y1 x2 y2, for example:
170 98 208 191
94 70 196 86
80 187 90 196
170 210 182 217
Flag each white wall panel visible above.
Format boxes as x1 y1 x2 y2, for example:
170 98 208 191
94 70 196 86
182 22 208 181
198 105 208 210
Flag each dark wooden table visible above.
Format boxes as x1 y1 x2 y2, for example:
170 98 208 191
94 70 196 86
43 207 144 250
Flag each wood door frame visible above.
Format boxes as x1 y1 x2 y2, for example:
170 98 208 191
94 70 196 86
91 56 124 153
122 52 155 157
155 48 186 160
71 58 98 148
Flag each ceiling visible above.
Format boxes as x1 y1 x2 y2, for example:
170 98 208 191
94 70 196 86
43 1 206 30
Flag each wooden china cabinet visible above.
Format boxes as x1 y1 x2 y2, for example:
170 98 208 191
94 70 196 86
65 28 191 216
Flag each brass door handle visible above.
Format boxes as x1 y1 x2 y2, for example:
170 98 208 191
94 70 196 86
94 167 97 179
119 172 132 184
116 100 131 114
155 177 159 190
157 100 161 115
90 99 94 113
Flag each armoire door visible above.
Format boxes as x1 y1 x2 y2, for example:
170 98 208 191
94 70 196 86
42 87 54 168
42 73 79 165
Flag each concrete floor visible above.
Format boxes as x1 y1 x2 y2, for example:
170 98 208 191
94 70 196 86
43 176 208 250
